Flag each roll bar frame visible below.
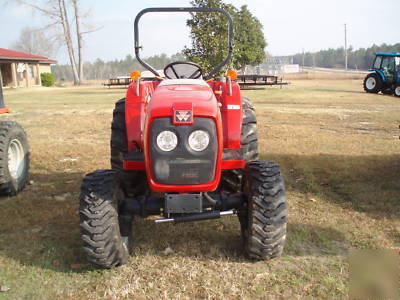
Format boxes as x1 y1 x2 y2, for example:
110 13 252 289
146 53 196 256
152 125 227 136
134 7 234 79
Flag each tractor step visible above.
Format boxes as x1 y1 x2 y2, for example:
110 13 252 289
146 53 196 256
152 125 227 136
154 210 235 223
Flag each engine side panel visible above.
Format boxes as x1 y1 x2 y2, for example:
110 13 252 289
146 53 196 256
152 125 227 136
208 80 242 149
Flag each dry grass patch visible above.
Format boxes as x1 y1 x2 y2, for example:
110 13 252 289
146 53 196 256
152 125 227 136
0 80 398 299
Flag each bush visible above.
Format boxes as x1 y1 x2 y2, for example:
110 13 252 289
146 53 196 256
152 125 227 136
40 72 55 87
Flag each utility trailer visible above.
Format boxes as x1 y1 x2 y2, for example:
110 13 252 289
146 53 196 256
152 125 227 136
236 74 289 86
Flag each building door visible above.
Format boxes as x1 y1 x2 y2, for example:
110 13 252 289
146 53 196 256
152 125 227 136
0 63 13 87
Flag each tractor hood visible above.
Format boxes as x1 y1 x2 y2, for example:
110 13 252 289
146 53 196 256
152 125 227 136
147 80 219 120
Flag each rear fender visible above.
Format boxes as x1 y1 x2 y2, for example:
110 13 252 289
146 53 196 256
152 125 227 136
368 68 386 83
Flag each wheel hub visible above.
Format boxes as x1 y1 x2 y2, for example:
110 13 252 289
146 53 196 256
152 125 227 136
8 139 25 179
395 86 400 97
366 77 376 90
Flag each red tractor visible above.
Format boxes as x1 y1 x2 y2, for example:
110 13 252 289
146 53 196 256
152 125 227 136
79 7 287 268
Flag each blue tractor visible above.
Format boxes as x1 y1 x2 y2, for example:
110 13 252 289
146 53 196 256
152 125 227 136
363 52 400 97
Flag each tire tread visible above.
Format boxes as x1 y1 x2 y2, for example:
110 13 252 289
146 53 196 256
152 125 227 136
244 161 287 260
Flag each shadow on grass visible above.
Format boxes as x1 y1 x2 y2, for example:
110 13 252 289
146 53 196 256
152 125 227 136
133 219 348 262
68 88 128 95
2 153 398 273
0 171 92 273
310 88 365 94
0 170 349 274
265 153 400 220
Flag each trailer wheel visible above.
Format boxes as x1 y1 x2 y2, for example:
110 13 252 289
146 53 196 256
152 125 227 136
363 73 382 93
394 85 400 97
111 98 147 196
79 169 130 268
0 121 29 196
242 161 287 260
220 97 259 192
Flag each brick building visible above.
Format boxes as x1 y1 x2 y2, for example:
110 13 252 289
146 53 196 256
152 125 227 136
0 48 57 88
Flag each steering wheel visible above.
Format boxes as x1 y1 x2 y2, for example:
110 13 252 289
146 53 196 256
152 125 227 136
163 61 203 79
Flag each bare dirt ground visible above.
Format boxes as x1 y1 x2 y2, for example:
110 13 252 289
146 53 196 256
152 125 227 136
0 79 399 299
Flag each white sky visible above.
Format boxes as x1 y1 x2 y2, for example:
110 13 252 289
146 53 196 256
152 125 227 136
0 0 399 63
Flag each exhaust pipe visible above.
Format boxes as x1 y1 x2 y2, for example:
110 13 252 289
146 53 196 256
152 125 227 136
155 210 235 224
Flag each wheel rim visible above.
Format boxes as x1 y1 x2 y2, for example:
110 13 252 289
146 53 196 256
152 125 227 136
366 77 376 90
8 139 25 180
395 86 400 96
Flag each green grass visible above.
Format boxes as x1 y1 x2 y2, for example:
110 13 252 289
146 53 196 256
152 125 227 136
0 80 399 299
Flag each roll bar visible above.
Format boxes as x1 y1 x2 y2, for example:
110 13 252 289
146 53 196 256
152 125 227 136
134 7 234 79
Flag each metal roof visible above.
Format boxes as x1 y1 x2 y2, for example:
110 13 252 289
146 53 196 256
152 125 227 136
376 52 400 57
0 48 57 64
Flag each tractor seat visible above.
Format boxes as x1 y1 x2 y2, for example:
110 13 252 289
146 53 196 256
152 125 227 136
158 79 210 87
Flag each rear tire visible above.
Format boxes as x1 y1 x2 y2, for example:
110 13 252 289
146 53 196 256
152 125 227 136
111 98 146 196
0 121 29 196
79 169 130 268
363 73 382 93
394 85 400 97
242 161 287 260
220 97 259 192
111 98 129 170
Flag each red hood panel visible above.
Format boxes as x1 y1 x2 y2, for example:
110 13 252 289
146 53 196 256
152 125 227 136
148 84 219 119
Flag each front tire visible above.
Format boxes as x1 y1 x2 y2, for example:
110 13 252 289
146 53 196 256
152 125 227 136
0 121 29 196
363 73 382 94
242 161 287 260
79 170 130 268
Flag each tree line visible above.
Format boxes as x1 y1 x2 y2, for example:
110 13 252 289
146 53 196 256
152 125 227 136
11 0 266 83
51 53 185 81
10 0 100 85
292 43 400 70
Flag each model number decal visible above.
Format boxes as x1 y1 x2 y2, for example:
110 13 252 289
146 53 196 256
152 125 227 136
227 104 240 110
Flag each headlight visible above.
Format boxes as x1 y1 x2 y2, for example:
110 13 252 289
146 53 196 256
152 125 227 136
156 130 178 151
188 130 210 152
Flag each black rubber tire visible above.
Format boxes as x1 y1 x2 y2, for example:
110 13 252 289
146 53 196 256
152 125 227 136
111 98 129 170
111 98 146 196
241 161 287 260
220 97 259 192
363 73 382 93
79 169 129 268
394 85 400 97
0 121 29 196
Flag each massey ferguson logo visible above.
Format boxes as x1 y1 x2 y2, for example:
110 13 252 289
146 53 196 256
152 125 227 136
175 110 192 123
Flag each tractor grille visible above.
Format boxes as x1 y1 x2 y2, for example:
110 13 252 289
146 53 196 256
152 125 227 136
149 117 218 185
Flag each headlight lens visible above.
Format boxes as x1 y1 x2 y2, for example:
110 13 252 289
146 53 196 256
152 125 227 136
156 130 178 151
188 130 210 152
